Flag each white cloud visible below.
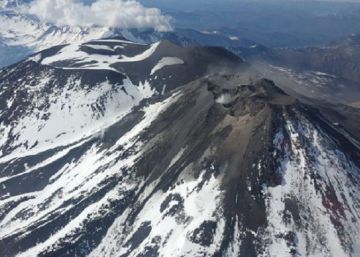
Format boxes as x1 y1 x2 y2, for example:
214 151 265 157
24 0 172 31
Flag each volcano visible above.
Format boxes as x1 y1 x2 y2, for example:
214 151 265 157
0 38 359 257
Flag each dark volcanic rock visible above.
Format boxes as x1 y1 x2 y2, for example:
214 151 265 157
0 39 360 257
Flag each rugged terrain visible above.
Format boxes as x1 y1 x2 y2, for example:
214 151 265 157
0 37 244 158
0 38 360 257
0 5 256 69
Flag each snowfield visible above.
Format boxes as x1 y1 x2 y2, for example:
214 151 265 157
41 41 160 71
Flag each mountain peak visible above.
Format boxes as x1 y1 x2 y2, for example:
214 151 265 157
1 40 360 257
204 75 296 117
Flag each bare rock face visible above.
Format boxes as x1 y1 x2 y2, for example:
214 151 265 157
0 40 360 257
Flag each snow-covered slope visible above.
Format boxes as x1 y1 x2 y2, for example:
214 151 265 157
0 39 359 257
0 9 114 68
0 37 244 159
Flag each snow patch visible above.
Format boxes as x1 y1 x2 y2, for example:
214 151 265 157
41 42 160 71
150 57 184 75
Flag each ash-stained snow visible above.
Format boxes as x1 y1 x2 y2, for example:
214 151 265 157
224 217 242 257
90 165 225 257
0 69 155 160
0 92 180 257
262 110 360 257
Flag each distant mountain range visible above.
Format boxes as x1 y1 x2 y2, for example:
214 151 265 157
150 0 360 48
233 33 360 111
0 8 114 68
236 34 360 83
0 7 256 69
